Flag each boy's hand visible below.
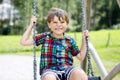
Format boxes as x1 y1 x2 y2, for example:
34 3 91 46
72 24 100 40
30 16 37 27
82 30 89 38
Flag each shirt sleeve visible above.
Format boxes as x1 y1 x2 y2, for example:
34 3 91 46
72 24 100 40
70 38 80 56
34 32 47 46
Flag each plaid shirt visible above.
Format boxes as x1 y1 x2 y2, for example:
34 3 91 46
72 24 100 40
35 32 80 74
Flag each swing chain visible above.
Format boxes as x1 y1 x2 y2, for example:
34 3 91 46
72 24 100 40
82 0 101 80
86 37 94 76
81 0 87 31
33 0 37 80
81 0 94 77
33 0 37 16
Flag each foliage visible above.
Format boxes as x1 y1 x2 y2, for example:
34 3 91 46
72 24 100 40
0 19 11 35
0 0 2 3
0 0 120 35
91 0 120 30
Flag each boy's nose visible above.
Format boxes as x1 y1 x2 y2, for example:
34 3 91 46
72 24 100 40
57 22 62 27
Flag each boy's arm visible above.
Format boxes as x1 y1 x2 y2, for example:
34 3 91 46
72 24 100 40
76 30 89 61
20 16 37 46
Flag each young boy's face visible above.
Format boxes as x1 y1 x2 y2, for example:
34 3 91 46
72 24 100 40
47 16 68 38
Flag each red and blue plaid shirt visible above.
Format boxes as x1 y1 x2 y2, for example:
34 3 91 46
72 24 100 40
35 32 80 74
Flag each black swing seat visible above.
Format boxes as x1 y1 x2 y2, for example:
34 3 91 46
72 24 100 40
88 76 101 80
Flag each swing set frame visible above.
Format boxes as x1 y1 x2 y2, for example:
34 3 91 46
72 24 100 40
82 0 120 80
32 0 120 80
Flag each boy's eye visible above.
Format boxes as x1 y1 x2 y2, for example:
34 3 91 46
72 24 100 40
61 21 65 23
52 21 65 24
53 22 57 23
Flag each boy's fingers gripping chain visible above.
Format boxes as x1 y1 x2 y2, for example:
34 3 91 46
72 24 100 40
31 16 37 25
83 30 89 38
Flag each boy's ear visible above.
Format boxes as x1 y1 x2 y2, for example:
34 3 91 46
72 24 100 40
47 22 51 28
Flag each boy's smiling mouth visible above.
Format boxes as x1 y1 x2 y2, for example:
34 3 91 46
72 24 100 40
55 28 63 31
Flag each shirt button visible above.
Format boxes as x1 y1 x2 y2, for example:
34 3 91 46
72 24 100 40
56 46 59 49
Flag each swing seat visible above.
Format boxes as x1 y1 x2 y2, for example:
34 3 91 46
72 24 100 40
88 76 101 80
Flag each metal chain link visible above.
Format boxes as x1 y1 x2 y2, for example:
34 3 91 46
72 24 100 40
81 0 95 77
81 0 87 31
33 0 37 80
86 37 94 76
33 0 37 16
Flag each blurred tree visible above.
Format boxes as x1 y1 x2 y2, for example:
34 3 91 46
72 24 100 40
4 0 119 35
11 0 32 34
0 0 2 3
91 0 120 30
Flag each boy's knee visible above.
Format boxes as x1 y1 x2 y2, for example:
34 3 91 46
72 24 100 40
70 68 88 80
43 73 57 80
73 68 86 75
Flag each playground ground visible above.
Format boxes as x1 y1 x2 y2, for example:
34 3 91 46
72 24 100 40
0 53 120 80
0 55 40 80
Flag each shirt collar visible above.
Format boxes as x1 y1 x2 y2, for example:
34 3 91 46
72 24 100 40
49 32 67 40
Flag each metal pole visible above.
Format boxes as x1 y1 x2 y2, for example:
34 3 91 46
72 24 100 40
104 63 120 80
88 42 108 78
86 0 91 30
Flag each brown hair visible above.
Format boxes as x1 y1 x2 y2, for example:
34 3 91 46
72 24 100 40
46 8 69 24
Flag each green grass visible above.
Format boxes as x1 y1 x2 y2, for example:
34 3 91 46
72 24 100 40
0 29 120 80
0 35 33 53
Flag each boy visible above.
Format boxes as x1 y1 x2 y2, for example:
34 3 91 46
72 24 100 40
20 8 88 80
